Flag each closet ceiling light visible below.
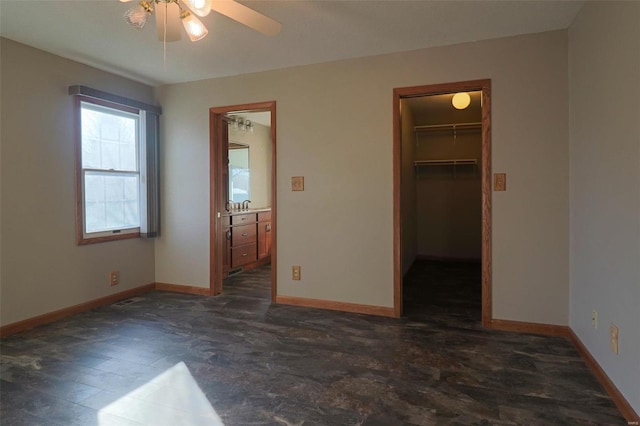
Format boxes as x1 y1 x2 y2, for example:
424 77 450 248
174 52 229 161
452 92 471 110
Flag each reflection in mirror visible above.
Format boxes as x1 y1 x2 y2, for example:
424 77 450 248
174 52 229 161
228 143 250 202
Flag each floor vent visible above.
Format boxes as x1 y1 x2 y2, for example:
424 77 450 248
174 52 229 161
228 267 243 277
112 297 145 307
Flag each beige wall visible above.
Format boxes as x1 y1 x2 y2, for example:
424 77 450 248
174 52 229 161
0 39 156 326
229 123 272 209
569 2 640 413
400 101 417 275
155 30 570 323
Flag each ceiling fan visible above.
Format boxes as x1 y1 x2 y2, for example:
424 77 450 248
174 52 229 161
120 0 282 42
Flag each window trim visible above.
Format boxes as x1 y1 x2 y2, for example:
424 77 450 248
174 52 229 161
74 95 142 245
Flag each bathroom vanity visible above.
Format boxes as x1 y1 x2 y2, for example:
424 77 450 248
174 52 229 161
222 208 271 276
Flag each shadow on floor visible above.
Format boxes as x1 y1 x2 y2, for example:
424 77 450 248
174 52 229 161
403 259 482 329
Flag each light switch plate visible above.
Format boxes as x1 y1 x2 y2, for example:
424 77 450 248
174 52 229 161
610 324 619 354
291 176 304 191
292 265 301 280
494 173 506 191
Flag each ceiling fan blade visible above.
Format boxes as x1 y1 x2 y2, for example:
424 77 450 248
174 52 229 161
212 0 281 36
155 2 182 42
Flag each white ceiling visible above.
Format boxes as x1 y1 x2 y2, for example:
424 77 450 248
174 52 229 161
0 1 584 87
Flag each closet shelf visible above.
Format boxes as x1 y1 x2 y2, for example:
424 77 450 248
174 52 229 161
414 159 477 167
414 122 481 133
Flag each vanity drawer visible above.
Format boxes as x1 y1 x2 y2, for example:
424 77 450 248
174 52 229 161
231 213 257 225
231 243 257 267
231 223 257 246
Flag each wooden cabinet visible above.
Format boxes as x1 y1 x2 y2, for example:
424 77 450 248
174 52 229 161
231 213 256 225
231 223 257 247
232 243 258 267
223 209 271 276
223 227 231 273
231 221 257 267
222 214 232 274
257 211 272 260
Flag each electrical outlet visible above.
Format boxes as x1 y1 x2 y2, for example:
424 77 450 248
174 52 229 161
292 265 301 280
291 176 304 191
110 271 120 286
592 310 598 329
610 324 619 354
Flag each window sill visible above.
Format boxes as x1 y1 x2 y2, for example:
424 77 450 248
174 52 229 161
77 232 141 246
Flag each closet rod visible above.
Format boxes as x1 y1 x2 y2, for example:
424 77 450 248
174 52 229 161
414 122 481 132
414 159 477 167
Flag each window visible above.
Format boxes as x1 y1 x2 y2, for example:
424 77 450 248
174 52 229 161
81 100 141 235
76 98 144 243
71 86 160 245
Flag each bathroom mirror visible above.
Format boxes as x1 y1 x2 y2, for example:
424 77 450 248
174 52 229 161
228 143 250 202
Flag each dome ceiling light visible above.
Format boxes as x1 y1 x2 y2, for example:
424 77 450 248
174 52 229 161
452 92 471 110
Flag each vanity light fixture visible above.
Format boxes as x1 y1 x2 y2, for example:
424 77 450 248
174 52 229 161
452 92 471 110
228 116 254 133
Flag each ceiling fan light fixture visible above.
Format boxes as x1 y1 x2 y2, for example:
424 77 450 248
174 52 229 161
185 0 212 17
124 1 153 29
180 10 208 41
119 0 278 45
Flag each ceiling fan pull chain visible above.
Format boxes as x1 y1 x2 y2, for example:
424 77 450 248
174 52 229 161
163 1 168 70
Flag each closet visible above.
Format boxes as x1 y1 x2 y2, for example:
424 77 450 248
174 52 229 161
404 92 482 262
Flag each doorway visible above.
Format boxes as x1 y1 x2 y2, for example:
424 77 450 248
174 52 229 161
393 80 491 327
209 101 277 300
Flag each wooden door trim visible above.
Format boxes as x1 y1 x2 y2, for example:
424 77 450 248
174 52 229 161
209 101 277 300
392 80 492 327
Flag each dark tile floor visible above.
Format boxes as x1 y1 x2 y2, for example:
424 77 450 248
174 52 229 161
403 259 482 328
0 262 626 425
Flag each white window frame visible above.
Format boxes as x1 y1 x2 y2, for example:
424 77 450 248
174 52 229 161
75 96 146 244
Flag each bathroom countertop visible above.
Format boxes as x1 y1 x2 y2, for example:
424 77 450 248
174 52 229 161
223 207 271 216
